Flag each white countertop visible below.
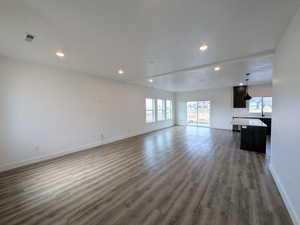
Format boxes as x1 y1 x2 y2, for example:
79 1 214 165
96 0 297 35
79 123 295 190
232 118 267 127
232 116 272 119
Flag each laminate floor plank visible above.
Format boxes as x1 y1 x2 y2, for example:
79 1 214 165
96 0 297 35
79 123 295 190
0 126 293 225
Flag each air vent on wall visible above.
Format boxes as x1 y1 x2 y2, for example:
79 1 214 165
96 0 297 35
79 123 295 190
25 33 35 42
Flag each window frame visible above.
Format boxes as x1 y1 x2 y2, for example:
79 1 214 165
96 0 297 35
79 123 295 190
166 100 173 120
249 96 272 114
262 96 272 114
186 100 210 127
145 98 156 123
157 99 166 121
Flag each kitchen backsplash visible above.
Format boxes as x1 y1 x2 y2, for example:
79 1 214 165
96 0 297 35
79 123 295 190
233 107 272 118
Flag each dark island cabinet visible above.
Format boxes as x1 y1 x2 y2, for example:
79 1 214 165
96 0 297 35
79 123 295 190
232 117 272 136
233 86 247 108
260 118 272 135
240 126 267 153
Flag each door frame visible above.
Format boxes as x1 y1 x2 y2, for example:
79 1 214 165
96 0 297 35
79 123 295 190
186 100 211 127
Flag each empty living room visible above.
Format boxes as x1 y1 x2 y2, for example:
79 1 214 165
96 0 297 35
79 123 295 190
1 0 300 224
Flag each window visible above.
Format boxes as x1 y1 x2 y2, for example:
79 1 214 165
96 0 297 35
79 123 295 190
157 99 166 121
262 97 272 113
187 101 210 126
249 97 272 114
145 98 155 123
249 97 262 113
187 101 198 124
166 100 172 120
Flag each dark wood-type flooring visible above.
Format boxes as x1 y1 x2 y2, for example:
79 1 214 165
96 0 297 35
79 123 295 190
0 126 292 225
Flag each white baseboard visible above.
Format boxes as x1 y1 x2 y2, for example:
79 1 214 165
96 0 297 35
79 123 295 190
0 141 102 173
0 124 175 173
269 164 299 225
176 123 231 131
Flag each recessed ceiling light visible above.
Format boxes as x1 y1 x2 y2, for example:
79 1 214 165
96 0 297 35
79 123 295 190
118 69 124 75
214 66 221 71
199 44 208 52
239 83 244 86
56 51 65 58
148 79 153 83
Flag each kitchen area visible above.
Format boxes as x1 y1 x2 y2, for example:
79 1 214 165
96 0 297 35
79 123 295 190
232 83 272 153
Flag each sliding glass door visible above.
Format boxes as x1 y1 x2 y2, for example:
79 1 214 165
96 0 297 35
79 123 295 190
187 101 210 126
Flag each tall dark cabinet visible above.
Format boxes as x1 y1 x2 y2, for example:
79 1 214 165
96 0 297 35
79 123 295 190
233 86 247 108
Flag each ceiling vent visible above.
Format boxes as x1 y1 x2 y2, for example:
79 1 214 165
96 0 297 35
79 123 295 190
25 33 35 42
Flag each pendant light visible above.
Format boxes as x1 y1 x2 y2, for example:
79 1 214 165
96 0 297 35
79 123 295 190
244 73 252 101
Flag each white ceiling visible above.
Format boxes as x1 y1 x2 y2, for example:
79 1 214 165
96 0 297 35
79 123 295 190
136 54 274 92
0 0 299 92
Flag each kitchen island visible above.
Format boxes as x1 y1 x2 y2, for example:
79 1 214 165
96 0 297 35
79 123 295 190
232 118 267 153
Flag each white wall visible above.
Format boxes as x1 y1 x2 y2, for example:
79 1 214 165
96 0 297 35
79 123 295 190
233 84 272 118
0 55 175 171
248 84 272 97
270 8 300 225
176 87 233 130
